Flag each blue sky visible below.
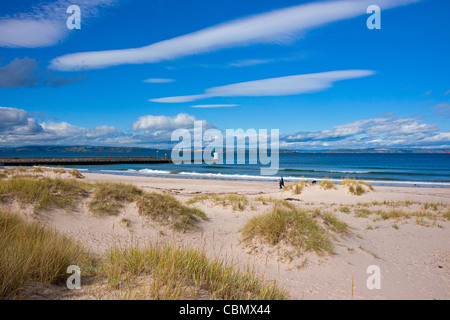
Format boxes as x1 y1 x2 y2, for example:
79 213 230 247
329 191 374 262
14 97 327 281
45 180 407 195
0 0 449 149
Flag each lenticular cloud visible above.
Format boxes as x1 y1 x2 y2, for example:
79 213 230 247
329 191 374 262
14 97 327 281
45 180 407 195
49 0 419 71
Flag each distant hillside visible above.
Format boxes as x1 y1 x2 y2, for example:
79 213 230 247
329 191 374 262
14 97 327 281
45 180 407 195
320 148 450 154
1 146 449 155
0 146 165 153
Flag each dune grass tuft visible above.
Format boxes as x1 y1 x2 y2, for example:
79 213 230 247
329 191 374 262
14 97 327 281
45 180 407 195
0 177 89 213
98 244 287 300
340 178 374 195
0 210 94 299
285 180 310 195
68 169 84 179
187 193 249 211
137 192 207 230
0 176 206 230
321 212 350 235
0 209 283 300
88 182 143 216
318 179 336 190
241 202 333 256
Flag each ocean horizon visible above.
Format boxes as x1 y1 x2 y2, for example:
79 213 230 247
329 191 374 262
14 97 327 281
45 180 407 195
1 149 449 188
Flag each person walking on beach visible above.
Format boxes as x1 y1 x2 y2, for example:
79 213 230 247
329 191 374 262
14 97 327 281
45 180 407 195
279 176 285 189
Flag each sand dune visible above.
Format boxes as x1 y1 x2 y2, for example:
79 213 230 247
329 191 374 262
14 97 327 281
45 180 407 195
2 170 449 299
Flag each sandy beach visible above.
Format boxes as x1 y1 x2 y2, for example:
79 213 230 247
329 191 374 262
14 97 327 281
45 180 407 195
5 170 448 300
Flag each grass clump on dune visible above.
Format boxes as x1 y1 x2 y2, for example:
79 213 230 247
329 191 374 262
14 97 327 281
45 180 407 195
88 182 143 216
0 177 89 213
99 244 287 300
187 193 248 211
0 209 283 300
0 210 94 299
68 169 84 179
321 212 350 235
137 192 207 230
318 179 336 190
241 202 333 256
340 178 374 195
0 176 206 231
284 180 310 195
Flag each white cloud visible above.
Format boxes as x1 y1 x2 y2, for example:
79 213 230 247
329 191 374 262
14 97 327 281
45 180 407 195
282 116 446 149
432 103 450 118
0 106 43 134
150 70 375 103
0 19 66 48
420 132 450 143
49 0 419 71
191 104 239 108
227 59 274 67
132 113 212 132
0 107 219 147
143 78 175 83
2 107 449 149
0 0 121 48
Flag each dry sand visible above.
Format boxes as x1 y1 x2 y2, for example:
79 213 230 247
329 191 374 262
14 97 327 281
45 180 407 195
12 171 450 300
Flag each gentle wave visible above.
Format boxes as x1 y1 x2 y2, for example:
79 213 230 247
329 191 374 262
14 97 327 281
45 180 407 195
280 168 371 174
96 168 450 187
279 168 447 176
38 166 90 172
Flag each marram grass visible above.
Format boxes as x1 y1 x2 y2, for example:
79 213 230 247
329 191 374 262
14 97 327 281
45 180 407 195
0 177 90 213
187 193 249 211
340 178 374 195
0 210 287 300
137 192 207 230
88 182 143 216
98 244 288 300
0 209 94 299
241 202 333 256
0 177 206 231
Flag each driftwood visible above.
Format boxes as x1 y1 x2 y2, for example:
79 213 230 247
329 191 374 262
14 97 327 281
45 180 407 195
284 198 303 202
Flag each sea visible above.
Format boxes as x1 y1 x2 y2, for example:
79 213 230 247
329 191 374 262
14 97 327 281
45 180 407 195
1 149 450 188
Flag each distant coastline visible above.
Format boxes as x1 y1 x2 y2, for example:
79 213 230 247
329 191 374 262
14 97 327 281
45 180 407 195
1 146 449 154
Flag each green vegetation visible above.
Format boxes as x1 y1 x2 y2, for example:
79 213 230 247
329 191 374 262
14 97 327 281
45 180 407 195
187 193 249 211
0 209 285 300
0 177 205 231
318 179 335 190
0 210 94 299
52 168 67 175
88 182 143 216
87 182 207 230
444 211 450 221
255 196 278 205
241 202 333 256
321 212 350 235
69 168 84 179
99 244 288 300
336 201 449 225
354 208 372 218
137 192 207 230
285 180 311 195
340 178 374 195
340 206 350 213
0 177 89 213
31 166 45 173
